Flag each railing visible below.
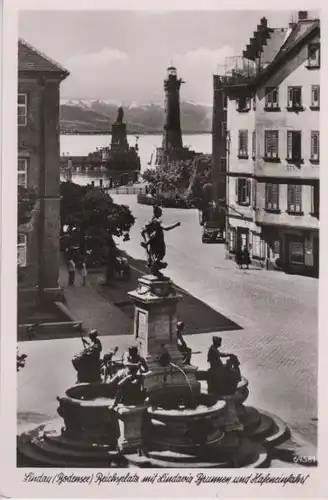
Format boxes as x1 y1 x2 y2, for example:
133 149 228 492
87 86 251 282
107 185 147 195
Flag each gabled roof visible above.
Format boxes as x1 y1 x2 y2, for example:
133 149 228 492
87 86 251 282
261 28 289 66
252 19 319 87
19 39 69 79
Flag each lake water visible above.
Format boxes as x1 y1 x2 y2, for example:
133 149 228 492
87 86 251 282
60 133 212 186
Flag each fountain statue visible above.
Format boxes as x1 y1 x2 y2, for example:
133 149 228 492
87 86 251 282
17 207 290 467
141 205 180 276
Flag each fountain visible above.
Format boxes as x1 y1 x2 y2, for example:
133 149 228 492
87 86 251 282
17 207 290 468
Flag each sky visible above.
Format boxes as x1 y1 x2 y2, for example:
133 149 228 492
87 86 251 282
19 10 309 105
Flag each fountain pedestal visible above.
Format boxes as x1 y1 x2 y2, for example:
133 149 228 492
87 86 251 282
128 275 200 404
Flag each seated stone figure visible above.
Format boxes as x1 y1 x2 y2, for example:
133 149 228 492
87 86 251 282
72 331 103 384
206 336 241 396
109 345 149 408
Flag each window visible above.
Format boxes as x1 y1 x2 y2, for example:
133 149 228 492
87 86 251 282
17 233 27 267
287 184 302 213
18 94 27 126
252 233 264 259
18 158 27 187
265 87 279 109
264 131 279 160
311 184 319 216
265 183 279 211
287 131 302 161
311 131 319 161
236 178 251 205
238 130 248 158
307 43 320 68
287 87 302 109
311 85 320 108
228 227 237 253
252 130 256 159
236 95 251 112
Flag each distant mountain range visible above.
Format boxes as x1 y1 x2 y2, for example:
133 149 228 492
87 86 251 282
60 100 212 134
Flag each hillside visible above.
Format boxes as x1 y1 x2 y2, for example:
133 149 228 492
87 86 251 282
60 100 212 134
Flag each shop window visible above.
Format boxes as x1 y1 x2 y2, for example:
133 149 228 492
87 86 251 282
17 233 27 267
265 183 279 211
289 240 304 264
273 240 281 256
228 228 237 253
311 85 320 109
287 87 302 110
287 184 302 214
264 131 279 160
252 233 264 259
235 178 251 205
18 94 27 126
265 87 279 110
287 131 302 162
238 130 248 158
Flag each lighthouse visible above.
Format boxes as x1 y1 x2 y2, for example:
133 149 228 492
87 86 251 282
155 66 186 166
162 66 184 151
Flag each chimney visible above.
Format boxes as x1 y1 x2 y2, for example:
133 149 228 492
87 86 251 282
260 17 267 27
298 11 308 21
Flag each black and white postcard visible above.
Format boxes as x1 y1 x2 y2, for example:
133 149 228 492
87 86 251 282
0 0 326 497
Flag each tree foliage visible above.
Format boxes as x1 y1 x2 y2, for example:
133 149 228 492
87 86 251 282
60 181 135 264
142 155 212 209
17 349 27 372
18 186 38 227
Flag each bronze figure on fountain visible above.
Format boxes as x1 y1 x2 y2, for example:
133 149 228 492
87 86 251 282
207 336 241 396
141 205 181 277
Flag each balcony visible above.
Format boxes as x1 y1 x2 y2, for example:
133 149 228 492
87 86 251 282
216 56 259 86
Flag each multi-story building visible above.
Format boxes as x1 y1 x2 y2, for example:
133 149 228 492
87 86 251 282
219 12 319 276
18 39 69 303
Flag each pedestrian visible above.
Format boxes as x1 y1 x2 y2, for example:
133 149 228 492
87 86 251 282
67 257 76 286
235 247 243 269
242 247 251 270
81 261 87 286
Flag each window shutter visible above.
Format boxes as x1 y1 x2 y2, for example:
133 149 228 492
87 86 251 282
235 178 239 201
273 88 278 106
292 132 301 160
287 185 293 211
246 179 251 204
288 88 293 107
287 131 292 159
273 184 278 209
296 185 302 210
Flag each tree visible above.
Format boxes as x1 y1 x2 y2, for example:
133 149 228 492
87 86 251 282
17 349 27 372
18 185 38 226
60 182 135 282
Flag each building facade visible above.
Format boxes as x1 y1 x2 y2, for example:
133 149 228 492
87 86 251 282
221 12 319 276
18 39 69 302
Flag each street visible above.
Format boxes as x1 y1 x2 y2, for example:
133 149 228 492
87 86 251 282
113 195 318 448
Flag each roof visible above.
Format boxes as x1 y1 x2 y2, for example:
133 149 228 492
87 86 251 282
253 19 319 86
18 39 69 78
261 28 289 66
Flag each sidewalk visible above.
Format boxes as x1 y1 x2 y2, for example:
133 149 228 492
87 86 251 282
59 262 132 337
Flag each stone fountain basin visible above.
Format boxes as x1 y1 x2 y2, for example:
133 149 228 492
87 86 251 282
147 393 227 454
57 383 119 444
